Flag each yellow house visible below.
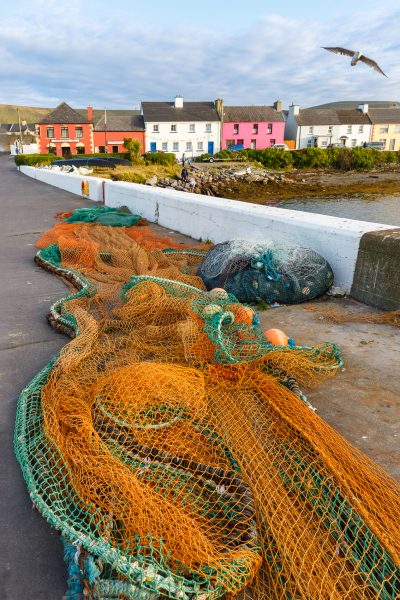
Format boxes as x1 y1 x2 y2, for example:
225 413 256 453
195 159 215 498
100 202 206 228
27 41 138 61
368 109 400 151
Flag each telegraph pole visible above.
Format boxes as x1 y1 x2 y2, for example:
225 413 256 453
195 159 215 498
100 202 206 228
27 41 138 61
17 108 23 154
104 108 107 153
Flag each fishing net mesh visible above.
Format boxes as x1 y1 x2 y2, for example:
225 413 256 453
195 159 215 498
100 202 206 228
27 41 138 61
15 210 400 599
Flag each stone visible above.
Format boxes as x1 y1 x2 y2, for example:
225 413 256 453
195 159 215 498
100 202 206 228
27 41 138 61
145 175 158 186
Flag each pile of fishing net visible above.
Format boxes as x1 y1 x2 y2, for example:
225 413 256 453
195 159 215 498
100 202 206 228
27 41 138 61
15 214 400 599
197 240 334 304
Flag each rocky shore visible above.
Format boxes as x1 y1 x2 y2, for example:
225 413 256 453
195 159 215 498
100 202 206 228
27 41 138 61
144 163 400 203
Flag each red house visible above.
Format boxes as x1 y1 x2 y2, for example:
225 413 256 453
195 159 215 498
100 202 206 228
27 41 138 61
37 102 94 156
93 113 145 154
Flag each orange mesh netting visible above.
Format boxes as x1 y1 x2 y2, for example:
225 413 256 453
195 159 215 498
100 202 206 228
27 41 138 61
15 215 400 599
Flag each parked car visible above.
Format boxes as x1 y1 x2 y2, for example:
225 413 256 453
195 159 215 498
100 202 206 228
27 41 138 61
364 141 385 151
271 143 290 151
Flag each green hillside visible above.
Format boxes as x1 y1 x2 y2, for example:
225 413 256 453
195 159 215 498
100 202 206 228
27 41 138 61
0 104 139 124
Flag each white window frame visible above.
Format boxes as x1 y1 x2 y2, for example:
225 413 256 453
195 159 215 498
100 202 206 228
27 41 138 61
173 141 179 151
395 125 400 133
351 139 357 147
379 125 389 134
189 124 195 132
347 125 352 134
205 123 211 133
152 124 159 133
197 141 203 151
162 142 168 151
186 141 192 151
328 126 333 134
171 124 177 132
358 125 364 133
308 126 314 134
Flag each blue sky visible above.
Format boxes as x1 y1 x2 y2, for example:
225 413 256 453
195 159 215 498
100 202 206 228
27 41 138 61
1 0 399 109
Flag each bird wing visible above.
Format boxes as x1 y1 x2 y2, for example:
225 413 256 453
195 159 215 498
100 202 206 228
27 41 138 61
322 47 354 57
359 55 388 77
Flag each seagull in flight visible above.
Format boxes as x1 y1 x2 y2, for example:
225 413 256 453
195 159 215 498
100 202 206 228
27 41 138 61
322 47 387 77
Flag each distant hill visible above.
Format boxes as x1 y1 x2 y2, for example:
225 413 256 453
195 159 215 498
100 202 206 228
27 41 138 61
0 104 139 125
308 100 400 109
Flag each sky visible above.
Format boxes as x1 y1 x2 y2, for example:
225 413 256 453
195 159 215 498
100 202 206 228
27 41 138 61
1 0 399 109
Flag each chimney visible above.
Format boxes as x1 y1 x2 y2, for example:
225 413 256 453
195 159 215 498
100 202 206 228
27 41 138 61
289 103 300 116
87 105 93 121
174 95 183 108
358 102 369 114
273 100 282 112
215 98 223 120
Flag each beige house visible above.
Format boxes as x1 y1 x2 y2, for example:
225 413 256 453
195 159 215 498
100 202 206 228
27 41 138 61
369 108 400 151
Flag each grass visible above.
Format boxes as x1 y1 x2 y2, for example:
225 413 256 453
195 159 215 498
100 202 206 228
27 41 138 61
92 163 181 183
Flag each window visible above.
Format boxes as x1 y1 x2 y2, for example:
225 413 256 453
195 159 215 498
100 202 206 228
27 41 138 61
250 139 256 149
48 146 56 155
46 127 54 138
267 124 273 134
61 127 69 138
226 139 234 148
308 126 314 134
162 142 168 151
197 141 203 151
270 138 276 146
328 126 333 134
379 138 387 147
321 140 328 146
173 141 179 151
76 146 85 154
186 141 192 151
358 125 364 134
252 124 258 134
205 123 211 132
171 124 177 132
395 125 400 133
189 123 195 132
379 125 389 134
351 139 357 147
233 124 239 134
99 146 105 153
347 125 352 134
237 139 244 146
112 145 119 153
307 139 312 148
75 127 83 138
153 124 159 132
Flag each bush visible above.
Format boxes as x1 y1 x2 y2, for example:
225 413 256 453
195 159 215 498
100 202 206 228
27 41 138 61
243 148 293 169
71 152 126 159
291 148 329 169
123 138 142 164
194 153 212 162
143 152 176 165
15 153 59 166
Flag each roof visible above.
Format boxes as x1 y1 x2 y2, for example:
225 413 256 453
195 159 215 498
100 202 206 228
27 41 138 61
141 101 220 122
309 100 400 109
39 102 90 124
368 108 400 124
295 108 371 126
223 106 284 123
94 114 145 132
77 108 139 121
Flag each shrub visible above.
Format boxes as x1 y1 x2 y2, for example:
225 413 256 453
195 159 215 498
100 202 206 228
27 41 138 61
15 153 59 166
123 138 142 164
194 153 212 162
242 148 293 169
71 152 126 159
349 147 376 170
382 150 397 164
143 152 176 165
291 148 329 169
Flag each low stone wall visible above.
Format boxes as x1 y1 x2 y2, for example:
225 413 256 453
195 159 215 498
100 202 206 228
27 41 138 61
18 164 400 306
19 165 105 203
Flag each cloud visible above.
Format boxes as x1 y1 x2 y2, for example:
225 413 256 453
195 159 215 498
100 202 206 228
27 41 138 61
1 3 399 109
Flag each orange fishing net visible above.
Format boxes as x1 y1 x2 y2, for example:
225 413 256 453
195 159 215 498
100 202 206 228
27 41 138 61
304 304 400 327
16 217 400 599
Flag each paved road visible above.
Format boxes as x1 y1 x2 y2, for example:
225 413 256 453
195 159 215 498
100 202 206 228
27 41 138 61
0 156 91 599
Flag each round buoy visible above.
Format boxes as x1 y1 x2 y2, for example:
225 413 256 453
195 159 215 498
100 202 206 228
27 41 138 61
202 303 222 318
226 304 254 324
264 328 289 346
209 287 229 300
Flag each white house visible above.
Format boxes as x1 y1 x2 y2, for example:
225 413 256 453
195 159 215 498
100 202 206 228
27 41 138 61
285 103 372 149
141 96 222 159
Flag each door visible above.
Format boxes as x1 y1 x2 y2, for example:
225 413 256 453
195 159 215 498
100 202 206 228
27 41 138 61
61 146 71 158
150 142 156 152
389 138 395 150
208 141 214 154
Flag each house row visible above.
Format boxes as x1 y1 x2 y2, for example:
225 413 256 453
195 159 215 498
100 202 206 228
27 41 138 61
285 103 400 151
35 97 286 158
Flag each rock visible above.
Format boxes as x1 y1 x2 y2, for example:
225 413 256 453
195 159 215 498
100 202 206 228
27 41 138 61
145 175 158 186
170 179 178 187
327 286 347 298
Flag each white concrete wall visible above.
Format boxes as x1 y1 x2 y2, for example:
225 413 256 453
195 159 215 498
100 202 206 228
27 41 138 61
19 165 105 202
145 121 220 158
19 164 396 291
104 181 394 291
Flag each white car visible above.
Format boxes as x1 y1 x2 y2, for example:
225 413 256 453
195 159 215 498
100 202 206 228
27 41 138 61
271 143 290 151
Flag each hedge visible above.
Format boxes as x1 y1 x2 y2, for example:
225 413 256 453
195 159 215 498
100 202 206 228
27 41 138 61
70 152 128 159
143 152 176 165
15 154 59 166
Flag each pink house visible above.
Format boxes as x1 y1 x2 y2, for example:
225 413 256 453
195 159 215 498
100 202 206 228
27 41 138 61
222 101 285 150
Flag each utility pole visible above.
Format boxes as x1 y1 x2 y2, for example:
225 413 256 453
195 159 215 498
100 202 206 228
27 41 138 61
104 108 107 153
17 107 23 154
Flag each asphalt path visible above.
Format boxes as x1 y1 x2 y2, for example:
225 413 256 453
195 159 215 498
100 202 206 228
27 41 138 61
0 156 90 599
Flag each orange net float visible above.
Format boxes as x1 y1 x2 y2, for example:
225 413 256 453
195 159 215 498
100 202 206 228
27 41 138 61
264 328 289 346
225 303 255 325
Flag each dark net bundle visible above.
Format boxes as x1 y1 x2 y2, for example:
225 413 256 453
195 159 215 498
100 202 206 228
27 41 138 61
197 240 334 304
14 219 400 600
